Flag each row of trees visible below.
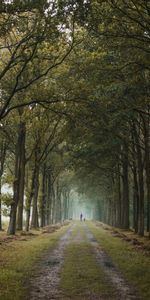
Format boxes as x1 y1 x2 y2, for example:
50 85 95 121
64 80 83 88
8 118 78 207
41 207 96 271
0 1 150 237
0 97 73 234
67 0 150 236
0 0 86 233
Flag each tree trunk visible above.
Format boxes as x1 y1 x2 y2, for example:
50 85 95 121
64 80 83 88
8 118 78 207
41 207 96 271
51 184 56 224
121 144 129 229
131 123 139 233
55 180 62 223
132 164 139 233
46 171 52 225
31 165 40 229
137 160 144 236
16 123 26 231
40 164 46 227
25 167 36 231
112 192 116 227
0 178 2 231
116 169 122 227
63 189 69 221
143 116 150 237
133 122 144 236
7 122 26 235
0 141 7 230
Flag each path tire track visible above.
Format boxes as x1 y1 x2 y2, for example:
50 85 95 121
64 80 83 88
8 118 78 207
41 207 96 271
84 224 141 300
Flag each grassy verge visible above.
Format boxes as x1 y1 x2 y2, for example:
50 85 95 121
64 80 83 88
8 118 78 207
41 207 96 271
60 241 115 299
0 225 70 300
88 222 150 300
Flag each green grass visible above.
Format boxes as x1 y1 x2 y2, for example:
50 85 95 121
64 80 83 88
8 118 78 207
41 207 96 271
0 225 70 300
60 240 115 299
88 222 150 300
1 221 149 300
69 221 87 240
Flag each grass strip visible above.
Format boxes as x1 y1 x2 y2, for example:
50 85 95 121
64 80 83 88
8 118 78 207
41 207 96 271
60 241 115 299
0 225 69 300
88 222 150 300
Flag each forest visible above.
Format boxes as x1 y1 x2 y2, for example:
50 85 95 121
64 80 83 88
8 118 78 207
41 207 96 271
0 0 150 238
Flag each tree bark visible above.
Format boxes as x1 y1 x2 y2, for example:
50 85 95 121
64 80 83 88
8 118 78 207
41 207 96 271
116 169 122 227
31 165 40 229
40 164 46 227
63 189 69 221
143 116 150 237
16 123 26 231
51 184 56 224
131 123 139 233
0 178 2 231
133 122 144 236
7 121 26 235
25 167 36 231
121 144 129 229
132 164 139 233
0 141 7 230
46 171 52 225
55 180 62 223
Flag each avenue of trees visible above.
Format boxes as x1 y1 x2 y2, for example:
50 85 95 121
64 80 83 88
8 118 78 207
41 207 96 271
0 1 150 237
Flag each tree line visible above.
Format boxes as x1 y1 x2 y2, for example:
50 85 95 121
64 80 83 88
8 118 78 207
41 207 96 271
0 1 150 237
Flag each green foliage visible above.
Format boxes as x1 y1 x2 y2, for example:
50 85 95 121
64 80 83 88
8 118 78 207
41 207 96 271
0 193 13 216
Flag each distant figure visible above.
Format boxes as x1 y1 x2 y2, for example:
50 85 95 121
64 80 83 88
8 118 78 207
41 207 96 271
83 218 86 222
80 213 83 221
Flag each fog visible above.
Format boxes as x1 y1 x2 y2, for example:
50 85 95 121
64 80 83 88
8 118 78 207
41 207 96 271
68 190 94 220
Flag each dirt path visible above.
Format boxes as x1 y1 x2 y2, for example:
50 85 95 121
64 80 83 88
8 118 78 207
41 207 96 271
28 222 141 300
28 224 76 300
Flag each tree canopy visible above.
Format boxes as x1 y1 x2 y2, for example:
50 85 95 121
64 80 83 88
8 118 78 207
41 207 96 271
0 0 150 238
